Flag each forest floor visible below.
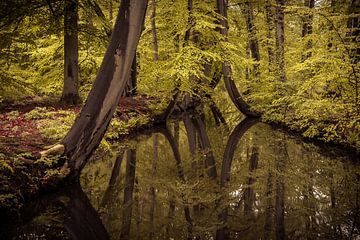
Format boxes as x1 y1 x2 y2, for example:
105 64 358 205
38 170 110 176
0 96 160 210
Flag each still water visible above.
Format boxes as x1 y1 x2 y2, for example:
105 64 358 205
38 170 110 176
1 113 359 239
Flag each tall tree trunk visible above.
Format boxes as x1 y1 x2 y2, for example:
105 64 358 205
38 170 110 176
150 0 159 61
62 0 81 105
243 0 261 81
275 0 286 83
301 0 314 61
120 149 137 240
124 56 137 96
43 0 148 177
347 0 360 112
216 0 260 117
265 0 275 74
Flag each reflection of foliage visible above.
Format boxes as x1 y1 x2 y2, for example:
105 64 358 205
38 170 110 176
80 119 359 239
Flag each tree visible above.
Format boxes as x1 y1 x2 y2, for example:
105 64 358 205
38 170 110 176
243 0 261 81
61 0 81 105
301 0 315 61
42 0 148 178
216 0 260 117
275 0 286 84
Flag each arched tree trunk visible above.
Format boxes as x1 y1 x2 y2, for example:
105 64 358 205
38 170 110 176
43 0 148 178
61 0 81 105
216 0 260 117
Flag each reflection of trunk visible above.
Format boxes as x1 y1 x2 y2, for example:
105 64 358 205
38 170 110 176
62 185 110 240
244 146 259 217
243 0 261 81
275 0 286 83
191 115 217 179
133 177 142 240
303 154 316 237
209 98 227 127
159 128 193 236
216 118 259 240
166 199 176 238
149 133 158 240
58 0 147 177
120 149 137 240
183 113 197 169
329 171 342 237
275 142 286 240
264 170 273 240
2 184 110 240
62 0 81 105
101 149 125 207
216 0 260 117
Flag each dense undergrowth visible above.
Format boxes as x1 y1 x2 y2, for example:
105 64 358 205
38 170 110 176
0 96 162 210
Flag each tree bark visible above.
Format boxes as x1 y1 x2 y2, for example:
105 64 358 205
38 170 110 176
243 0 261 81
150 0 159 62
191 115 217 180
61 0 81 105
54 0 147 177
301 0 314 61
216 0 260 117
120 149 137 240
275 0 286 83
265 0 275 74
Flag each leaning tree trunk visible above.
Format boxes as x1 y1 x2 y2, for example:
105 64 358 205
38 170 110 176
61 0 81 105
43 0 148 178
216 0 260 117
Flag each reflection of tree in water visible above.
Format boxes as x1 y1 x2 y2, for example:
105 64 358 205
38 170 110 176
1 183 109 240
3 113 359 239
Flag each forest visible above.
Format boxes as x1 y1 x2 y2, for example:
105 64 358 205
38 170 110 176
0 0 359 239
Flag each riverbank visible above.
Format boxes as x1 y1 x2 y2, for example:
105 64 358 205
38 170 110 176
1 95 359 212
0 96 166 211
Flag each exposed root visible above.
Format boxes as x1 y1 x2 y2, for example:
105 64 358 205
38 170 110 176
40 144 65 157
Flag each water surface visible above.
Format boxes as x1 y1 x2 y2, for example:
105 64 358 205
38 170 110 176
1 113 359 239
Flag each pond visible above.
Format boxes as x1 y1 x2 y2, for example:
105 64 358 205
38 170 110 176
1 113 359 239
